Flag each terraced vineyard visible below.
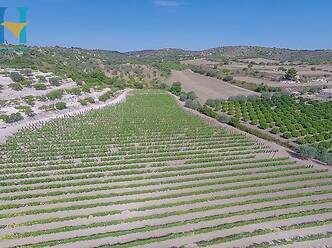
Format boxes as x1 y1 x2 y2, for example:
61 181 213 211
0 90 331 248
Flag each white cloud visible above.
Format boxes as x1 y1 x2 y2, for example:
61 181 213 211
152 0 181 7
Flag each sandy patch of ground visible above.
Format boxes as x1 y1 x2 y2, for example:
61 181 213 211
167 70 259 102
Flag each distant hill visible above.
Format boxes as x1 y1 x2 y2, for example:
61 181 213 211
1 45 331 79
125 46 332 63
205 46 332 63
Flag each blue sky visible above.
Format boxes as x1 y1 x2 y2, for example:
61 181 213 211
1 0 332 51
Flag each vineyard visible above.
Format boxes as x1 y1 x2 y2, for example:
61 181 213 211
0 91 331 247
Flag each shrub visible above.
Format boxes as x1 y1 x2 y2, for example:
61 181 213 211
296 137 307 144
279 126 288 133
134 82 144 89
8 83 23 91
86 97 95 104
33 83 47 90
15 106 35 117
9 72 25 82
200 105 218 118
222 75 233 82
36 75 46 81
169 82 181 96
284 68 298 80
304 135 315 143
79 99 88 106
228 95 247 101
39 104 55 111
314 134 324 142
296 145 318 159
79 97 95 106
206 99 220 108
55 102 66 110
277 67 286 71
251 119 259 125
291 130 301 137
99 91 113 102
46 90 63 100
49 77 61 86
21 69 32 76
261 92 273 99
66 87 81 95
219 113 232 124
158 83 169 90
317 153 332 165
22 95 35 106
20 80 32 87
179 93 188 101
270 127 280 134
0 112 23 123
186 91 198 100
259 122 269 129
282 132 292 139
184 99 201 110
247 95 260 101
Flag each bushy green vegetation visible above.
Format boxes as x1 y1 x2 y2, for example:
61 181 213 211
296 142 332 164
169 82 182 96
22 95 35 106
33 83 47 90
283 67 298 80
46 89 63 100
15 105 35 117
9 72 25 82
66 87 81 95
98 91 113 102
79 97 95 106
8 82 23 91
38 101 67 111
0 112 23 123
49 77 61 86
55 102 67 110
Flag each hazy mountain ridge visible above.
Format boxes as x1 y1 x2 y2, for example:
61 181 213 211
124 46 332 63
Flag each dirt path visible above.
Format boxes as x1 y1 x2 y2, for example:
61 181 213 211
167 70 259 103
0 89 131 144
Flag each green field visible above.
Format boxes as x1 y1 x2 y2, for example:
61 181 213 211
0 91 331 248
